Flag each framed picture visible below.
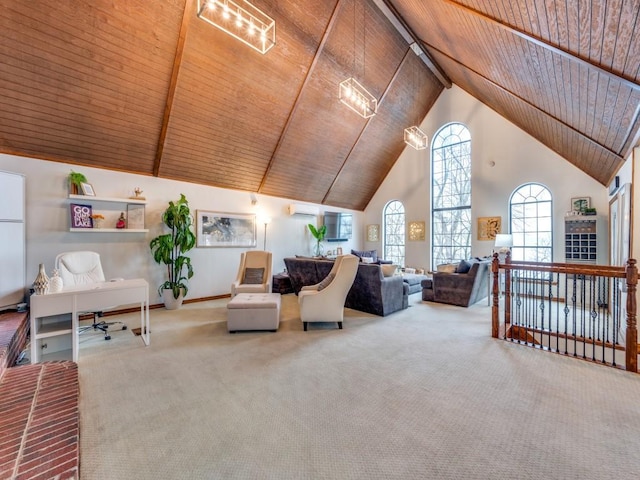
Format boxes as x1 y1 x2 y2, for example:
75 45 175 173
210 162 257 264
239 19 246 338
478 216 501 241
196 211 256 247
571 197 590 212
126 204 145 229
366 224 379 242
80 182 95 196
69 203 93 228
408 221 425 241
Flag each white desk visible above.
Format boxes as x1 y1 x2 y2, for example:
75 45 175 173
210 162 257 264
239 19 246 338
30 278 150 363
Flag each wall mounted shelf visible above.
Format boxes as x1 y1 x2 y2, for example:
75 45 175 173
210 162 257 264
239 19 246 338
67 194 148 232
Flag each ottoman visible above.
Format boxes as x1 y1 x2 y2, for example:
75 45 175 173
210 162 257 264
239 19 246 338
227 293 281 333
402 273 429 295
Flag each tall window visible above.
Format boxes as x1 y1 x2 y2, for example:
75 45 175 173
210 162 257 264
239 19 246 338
384 200 405 266
431 123 471 269
510 183 553 262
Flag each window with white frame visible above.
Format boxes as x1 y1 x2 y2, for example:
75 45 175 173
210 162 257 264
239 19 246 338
431 123 471 269
509 183 553 262
383 200 405 266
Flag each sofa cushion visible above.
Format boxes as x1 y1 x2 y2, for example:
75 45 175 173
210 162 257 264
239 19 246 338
456 259 472 274
381 264 396 277
437 263 457 273
351 249 378 262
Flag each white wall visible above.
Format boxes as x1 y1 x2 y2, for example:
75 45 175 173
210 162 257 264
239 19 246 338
365 85 611 270
0 154 361 303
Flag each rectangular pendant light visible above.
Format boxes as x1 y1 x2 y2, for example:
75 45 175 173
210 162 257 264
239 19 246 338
404 126 428 150
339 77 377 119
197 0 276 54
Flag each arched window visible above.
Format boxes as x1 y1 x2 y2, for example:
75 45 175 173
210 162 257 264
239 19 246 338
383 200 405 266
509 183 553 262
431 122 471 269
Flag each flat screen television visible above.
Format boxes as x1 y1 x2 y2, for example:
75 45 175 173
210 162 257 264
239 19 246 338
323 211 352 242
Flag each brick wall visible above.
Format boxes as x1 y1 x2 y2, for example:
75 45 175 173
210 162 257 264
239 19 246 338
0 311 29 376
0 310 79 480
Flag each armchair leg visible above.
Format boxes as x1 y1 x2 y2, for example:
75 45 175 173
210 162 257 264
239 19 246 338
303 322 308 331
338 322 343 329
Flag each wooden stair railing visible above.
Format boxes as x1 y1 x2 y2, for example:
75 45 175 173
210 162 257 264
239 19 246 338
491 254 638 372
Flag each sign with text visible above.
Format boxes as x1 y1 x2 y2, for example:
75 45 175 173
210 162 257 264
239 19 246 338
70 203 93 228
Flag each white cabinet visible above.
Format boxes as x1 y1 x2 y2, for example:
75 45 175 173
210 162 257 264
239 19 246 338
67 194 147 233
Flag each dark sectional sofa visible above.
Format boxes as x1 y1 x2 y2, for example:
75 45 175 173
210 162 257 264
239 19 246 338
284 257 408 316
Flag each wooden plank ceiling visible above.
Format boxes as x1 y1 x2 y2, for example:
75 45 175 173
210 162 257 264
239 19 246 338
389 0 640 186
0 0 638 210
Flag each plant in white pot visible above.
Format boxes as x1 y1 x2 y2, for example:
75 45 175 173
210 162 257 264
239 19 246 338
149 194 196 309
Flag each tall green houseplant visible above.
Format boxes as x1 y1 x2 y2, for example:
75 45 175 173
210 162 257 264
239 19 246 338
150 194 196 303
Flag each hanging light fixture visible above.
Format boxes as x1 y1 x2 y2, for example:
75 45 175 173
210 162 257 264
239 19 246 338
404 125 428 150
197 0 276 54
339 0 377 119
339 77 377 118
403 43 428 150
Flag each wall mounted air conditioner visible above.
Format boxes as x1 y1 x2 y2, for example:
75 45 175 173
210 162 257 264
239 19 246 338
288 203 320 216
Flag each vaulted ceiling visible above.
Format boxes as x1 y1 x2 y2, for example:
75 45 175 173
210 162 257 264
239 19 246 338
1 0 638 211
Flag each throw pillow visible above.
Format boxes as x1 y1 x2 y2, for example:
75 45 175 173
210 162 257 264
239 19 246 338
317 272 335 291
351 249 378 262
243 267 264 284
436 263 457 273
361 256 374 264
456 259 472 274
381 264 396 277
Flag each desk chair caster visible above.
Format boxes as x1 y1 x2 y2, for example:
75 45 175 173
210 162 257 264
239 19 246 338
103 324 127 341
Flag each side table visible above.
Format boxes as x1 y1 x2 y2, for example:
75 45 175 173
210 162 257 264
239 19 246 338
272 273 294 295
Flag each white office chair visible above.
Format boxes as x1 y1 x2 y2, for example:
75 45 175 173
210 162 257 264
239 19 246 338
55 251 127 340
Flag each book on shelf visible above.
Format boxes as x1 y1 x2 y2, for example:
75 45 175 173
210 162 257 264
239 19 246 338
70 203 93 228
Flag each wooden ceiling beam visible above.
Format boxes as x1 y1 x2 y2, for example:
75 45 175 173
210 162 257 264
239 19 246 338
257 0 344 194
153 0 194 177
374 0 451 88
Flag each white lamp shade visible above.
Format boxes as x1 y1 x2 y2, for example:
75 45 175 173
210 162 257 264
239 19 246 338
494 234 513 248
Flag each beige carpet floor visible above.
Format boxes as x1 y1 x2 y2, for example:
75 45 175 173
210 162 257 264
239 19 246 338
77 295 640 479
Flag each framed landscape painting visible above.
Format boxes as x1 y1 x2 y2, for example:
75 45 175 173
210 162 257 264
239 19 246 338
196 211 256 247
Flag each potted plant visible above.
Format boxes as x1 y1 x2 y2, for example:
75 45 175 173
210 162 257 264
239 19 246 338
68 170 87 195
149 194 196 309
308 223 327 257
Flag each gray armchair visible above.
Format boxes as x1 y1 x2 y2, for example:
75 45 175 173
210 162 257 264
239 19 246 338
422 259 490 307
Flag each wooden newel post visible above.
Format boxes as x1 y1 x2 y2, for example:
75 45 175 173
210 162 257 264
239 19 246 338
491 253 500 338
625 258 638 373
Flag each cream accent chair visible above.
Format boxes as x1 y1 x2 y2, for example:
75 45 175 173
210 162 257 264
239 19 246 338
298 254 359 331
55 251 126 340
231 250 273 298
300 255 344 293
